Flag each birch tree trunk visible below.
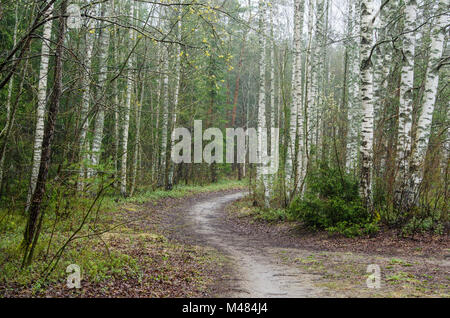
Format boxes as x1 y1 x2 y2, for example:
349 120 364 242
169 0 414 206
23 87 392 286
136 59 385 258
396 0 417 208
256 0 269 206
130 3 147 196
286 0 305 199
90 1 111 175
159 43 169 188
346 0 361 172
313 0 324 160
77 16 95 192
22 0 67 267
130 78 144 196
359 0 375 210
409 0 448 202
305 0 316 160
26 4 54 211
152 12 163 184
120 2 135 196
168 15 182 190
268 3 277 191
112 0 121 178
373 1 395 176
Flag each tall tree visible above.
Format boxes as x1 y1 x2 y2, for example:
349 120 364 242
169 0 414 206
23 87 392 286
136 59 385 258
256 0 269 206
90 1 111 175
409 0 448 203
346 0 361 172
121 2 135 196
359 0 375 209
396 0 418 207
26 4 54 211
22 0 67 266
77 10 95 192
168 12 183 190
286 0 305 199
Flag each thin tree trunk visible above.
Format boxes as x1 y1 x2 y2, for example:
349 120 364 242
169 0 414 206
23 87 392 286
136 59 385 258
305 0 316 160
346 0 361 173
286 0 305 199
22 0 67 267
359 0 375 210
396 0 417 207
120 2 135 196
77 16 95 192
26 4 54 212
159 44 169 188
168 14 182 190
90 1 111 175
409 0 447 203
256 0 269 206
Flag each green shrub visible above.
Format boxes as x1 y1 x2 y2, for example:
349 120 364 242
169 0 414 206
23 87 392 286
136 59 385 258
289 164 377 237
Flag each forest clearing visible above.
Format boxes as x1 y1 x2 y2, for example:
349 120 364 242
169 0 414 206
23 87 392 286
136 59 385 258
0 0 449 300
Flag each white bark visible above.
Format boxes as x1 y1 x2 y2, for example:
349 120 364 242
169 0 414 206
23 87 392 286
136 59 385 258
286 0 305 198
313 0 324 158
90 2 111 175
409 0 448 195
359 0 375 208
257 0 269 206
159 44 169 186
121 2 135 196
130 79 144 196
77 17 95 192
153 33 162 181
26 4 54 211
130 4 146 196
112 0 120 176
168 15 182 189
396 0 417 189
346 0 361 172
305 0 316 158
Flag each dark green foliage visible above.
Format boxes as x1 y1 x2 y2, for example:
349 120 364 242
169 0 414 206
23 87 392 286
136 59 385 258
289 164 378 237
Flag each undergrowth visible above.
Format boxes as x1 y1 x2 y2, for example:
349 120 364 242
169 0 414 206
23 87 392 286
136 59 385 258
0 178 244 295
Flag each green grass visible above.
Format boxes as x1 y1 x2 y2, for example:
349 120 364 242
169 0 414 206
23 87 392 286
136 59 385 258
125 178 246 204
0 178 245 296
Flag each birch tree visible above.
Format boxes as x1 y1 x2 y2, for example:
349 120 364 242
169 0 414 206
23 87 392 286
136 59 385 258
396 0 417 206
409 0 448 202
22 0 67 266
286 0 305 199
305 0 316 160
77 13 95 192
121 2 135 196
313 0 324 158
26 4 54 211
256 0 269 206
168 13 183 190
90 1 111 175
346 0 361 172
359 0 375 209
159 44 170 188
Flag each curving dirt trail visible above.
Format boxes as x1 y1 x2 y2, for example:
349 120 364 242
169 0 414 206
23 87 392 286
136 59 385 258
154 189 449 297
185 192 326 297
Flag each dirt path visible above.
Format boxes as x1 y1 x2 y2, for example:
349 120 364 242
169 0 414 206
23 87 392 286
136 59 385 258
154 189 448 297
184 192 327 297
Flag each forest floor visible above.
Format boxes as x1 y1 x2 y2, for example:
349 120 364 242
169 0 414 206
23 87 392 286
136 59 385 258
151 190 449 297
1 185 448 297
0 181 243 297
